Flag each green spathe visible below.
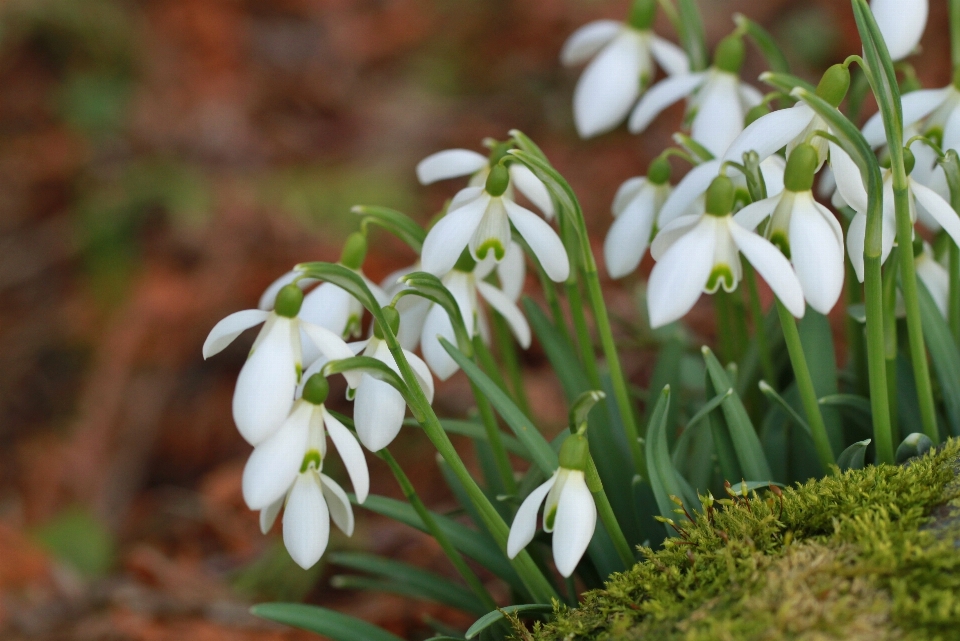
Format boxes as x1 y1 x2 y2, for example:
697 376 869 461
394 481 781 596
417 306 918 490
274 284 304 318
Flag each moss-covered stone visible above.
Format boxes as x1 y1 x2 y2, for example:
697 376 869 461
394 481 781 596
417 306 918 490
525 439 960 641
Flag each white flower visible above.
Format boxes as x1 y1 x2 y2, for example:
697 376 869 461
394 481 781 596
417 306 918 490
915 241 949 317
506 434 596 578
733 145 845 314
561 5 688 138
870 0 928 62
629 36 762 157
603 162 674 279
203 285 359 445
420 164 569 282
647 176 805 329
862 83 960 153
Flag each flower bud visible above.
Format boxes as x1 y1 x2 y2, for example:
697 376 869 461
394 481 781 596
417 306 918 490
705 176 735 217
453 248 478 272
815 64 850 108
713 36 745 74
301 374 330 405
373 306 401 339
485 163 510 197
340 232 368 270
274 284 304 318
558 433 590 471
628 0 657 30
647 157 671 185
744 104 770 127
783 144 819 193
903 147 916 175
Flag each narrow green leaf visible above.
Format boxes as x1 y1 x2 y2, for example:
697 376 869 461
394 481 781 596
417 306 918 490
437 456 489 534
760 71 816 95
734 14 790 73
676 0 708 70
644 386 691 530
440 337 558 475
398 272 474 356
295 261 381 314
353 205 425 253
508 129 549 164
523 297 590 401
507 150 581 231
251 603 404 641
322 356 411 404
918 280 960 436
404 418 529 458
465 604 553 639
705 371 743 483
798 310 844 454
758 381 811 436
836 439 871 471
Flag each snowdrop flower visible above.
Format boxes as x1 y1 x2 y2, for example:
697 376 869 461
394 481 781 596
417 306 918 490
417 143 554 219
421 163 569 282
914 239 949 317
870 0 928 62
203 285 358 445
604 157 673 278
246 375 368 569
734 145 845 314
724 64 850 169
832 145 960 281
507 432 596 578
418 250 531 380
861 72 960 154
629 35 763 157
561 0 688 138
647 175 805 329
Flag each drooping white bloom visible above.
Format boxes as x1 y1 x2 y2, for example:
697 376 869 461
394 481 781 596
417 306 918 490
506 434 596 578
629 35 762 157
202 285 358 445
862 83 960 153
561 1 688 138
647 176 805 329
734 145 845 315
420 164 569 282
915 241 949 317
870 0 928 62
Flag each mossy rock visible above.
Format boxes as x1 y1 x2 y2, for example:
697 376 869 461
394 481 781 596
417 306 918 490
524 439 960 641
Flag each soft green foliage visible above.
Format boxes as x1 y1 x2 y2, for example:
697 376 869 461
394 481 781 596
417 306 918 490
527 439 960 641
33 507 115 578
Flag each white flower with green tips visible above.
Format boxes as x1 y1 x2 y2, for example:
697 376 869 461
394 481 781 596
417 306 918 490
561 0 688 138
733 145 845 314
870 0 928 62
507 433 596 578
629 35 763 157
647 175 806 329
203 285 359 445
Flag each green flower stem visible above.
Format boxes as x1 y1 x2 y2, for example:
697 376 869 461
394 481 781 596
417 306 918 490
586 457 635 569
743 262 776 385
471 336 518 495
840 209 869 396
882 252 900 438
775 300 836 471
567 279 603 388
950 0 960 68
951 243 960 344
379 449 498 611
714 291 738 364
491 312 532 417
864 251 895 464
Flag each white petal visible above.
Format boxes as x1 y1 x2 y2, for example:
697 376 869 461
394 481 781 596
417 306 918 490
650 214 702 260
723 105 814 163
260 497 283 534
691 74 745 158
283 473 330 569
449 185 486 212
829 143 869 213
404 349 435 404
917 252 950 317
658 159 721 226
395 295 431 351
300 321 362 388
510 164 555 218
612 177 647 216
871 0 928 61
911 181 960 248
203 309 269 359
503 199 570 282
551 472 596 578
416 149 487 185
421 303 460 381
733 195 780 231
497 242 526 302
729 222 805 318
322 408 369 503
476 281 531 348
943 105 960 152
790 198 845 314
506 474 556 558
647 218 717 328
320 473 355 536
422 193 491 277
353 376 406 452
560 20 622 66
628 72 706 134
258 271 317 311
233 317 299 445
760 155 787 197
604 186 658 278
649 36 690 76
862 87 948 146
847 210 868 282
738 83 764 108
300 282 352 338
574 31 650 138
242 401 312 510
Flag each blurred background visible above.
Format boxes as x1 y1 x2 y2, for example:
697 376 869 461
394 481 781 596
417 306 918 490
0 0 950 639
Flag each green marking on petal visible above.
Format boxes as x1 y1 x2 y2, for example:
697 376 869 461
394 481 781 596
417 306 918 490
299 449 322 473
345 314 362 339
476 239 506 261
545 505 557 531
706 264 736 293
296 362 303 384
770 231 791 260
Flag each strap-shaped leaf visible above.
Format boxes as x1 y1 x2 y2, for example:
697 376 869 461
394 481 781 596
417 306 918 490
353 205 425 253
734 14 790 73
440 337 559 475
836 439 871 471
522 298 590 401
644 386 693 530
852 0 904 151
251 603 404 641
398 271 474 356
403 418 529 458
758 381 811 437
465 604 553 639
671 388 732 470
918 281 960 436
321 355 414 407
508 129 549 164
676 0 708 71
296 261 382 315
760 71 816 95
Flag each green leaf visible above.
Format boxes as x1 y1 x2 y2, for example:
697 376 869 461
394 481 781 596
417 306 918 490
569 390 606 429
760 71 816 95
353 205 425 253
397 272 474 356
702 347 773 480
836 439 871 471
465 604 553 639
251 603 405 641
507 149 581 233
296 261 381 314
758 381 811 436
676 0 708 71
330 552 485 615
440 337 558 475
404 418 529 458
523 297 590 401
705 371 743 484
644 386 692 530
508 129 549 164
798 310 844 454
321 356 414 410
852 0 903 147
735 13 790 73
918 280 960 436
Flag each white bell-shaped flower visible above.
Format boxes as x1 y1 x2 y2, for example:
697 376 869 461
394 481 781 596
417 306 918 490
604 158 674 278
647 176 805 329
629 35 762 157
421 164 569 283
914 240 949 317
203 285 359 445
507 433 596 578
734 145 845 315
561 0 688 138
862 76 960 154
870 0 928 62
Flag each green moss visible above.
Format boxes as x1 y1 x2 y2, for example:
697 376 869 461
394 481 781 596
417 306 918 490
526 439 960 641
